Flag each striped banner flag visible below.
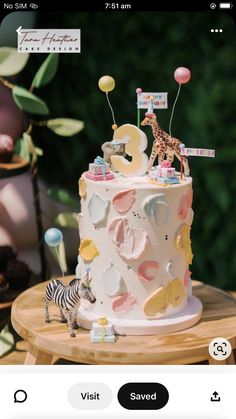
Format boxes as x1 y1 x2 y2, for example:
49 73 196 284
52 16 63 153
180 148 215 158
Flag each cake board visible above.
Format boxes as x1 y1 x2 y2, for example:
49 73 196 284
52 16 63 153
77 296 202 336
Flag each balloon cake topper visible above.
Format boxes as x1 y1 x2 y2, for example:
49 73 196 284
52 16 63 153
44 228 66 277
98 70 215 180
98 75 117 131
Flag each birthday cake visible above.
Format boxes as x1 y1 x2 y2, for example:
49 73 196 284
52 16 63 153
75 73 205 336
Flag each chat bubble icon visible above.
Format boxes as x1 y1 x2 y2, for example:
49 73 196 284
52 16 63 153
14 389 27 403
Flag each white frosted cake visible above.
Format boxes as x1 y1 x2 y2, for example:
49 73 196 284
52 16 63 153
76 168 202 335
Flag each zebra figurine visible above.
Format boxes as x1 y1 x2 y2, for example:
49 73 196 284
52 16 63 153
45 272 96 337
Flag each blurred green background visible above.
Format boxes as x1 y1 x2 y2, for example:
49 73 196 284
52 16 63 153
7 11 236 289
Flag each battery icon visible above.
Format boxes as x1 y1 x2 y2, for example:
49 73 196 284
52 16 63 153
219 2 233 8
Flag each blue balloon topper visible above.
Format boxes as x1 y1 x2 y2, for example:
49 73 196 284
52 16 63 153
44 228 63 247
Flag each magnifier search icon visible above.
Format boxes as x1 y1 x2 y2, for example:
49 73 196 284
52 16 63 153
14 389 27 403
217 345 224 353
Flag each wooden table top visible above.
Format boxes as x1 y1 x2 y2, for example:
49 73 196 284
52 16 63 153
11 277 236 365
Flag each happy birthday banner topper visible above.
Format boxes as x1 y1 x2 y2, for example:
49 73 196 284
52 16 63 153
137 92 168 109
181 147 215 158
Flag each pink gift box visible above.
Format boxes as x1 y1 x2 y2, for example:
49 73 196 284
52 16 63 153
85 172 114 181
89 162 110 175
161 167 175 178
156 166 175 178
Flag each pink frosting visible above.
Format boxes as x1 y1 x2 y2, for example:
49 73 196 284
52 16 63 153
112 292 137 313
112 189 136 213
178 187 193 220
184 269 191 287
178 195 189 220
138 261 159 282
109 218 148 260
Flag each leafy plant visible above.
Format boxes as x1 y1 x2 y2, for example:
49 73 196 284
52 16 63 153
0 49 84 278
0 48 84 163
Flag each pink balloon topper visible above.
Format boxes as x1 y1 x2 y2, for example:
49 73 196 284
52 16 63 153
169 67 191 139
174 67 191 85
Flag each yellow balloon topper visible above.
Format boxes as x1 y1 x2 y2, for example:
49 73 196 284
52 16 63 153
98 75 115 93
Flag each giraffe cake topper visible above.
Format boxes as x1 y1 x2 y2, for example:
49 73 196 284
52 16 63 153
141 97 189 182
139 67 215 181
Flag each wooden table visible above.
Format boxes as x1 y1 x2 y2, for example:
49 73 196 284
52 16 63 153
11 278 236 365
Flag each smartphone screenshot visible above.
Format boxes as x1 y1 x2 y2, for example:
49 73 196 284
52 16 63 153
0 0 235 417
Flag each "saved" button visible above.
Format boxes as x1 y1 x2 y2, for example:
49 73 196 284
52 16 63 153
117 382 169 410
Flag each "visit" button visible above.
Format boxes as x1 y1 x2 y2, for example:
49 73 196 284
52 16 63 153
117 382 169 410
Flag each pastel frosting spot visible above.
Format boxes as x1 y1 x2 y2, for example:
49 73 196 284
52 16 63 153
187 208 194 226
184 269 191 287
112 189 136 213
184 270 192 297
109 217 148 260
166 255 183 279
178 187 193 220
112 292 137 313
143 278 186 318
175 224 193 265
138 260 159 282
79 178 87 199
77 212 84 239
178 195 188 220
79 238 100 261
88 193 110 225
102 262 122 297
143 286 168 317
168 278 186 308
143 194 169 225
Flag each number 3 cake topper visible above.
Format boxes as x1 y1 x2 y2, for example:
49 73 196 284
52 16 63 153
99 74 149 177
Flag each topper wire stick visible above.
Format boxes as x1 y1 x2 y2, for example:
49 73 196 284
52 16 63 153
106 92 116 126
169 83 181 138
137 107 140 127
180 155 183 180
55 246 65 278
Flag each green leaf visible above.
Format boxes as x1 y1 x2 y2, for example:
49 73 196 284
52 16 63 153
0 324 15 358
46 118 84 136
0 47 29 76
47 188 78 209
31 53 59 89
23 132 37 165
12 86 49 115
55 212 78 228
35 147 43 156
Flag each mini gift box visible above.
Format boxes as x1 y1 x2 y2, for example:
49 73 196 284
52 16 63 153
160 167 176 178
89 162 110 175
90 332 115 343
90 318 116 343
157 176 180 185
85 172 114 181
91 322 114 337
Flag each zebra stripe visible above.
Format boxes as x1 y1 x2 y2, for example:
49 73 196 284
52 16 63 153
46 282 80 311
